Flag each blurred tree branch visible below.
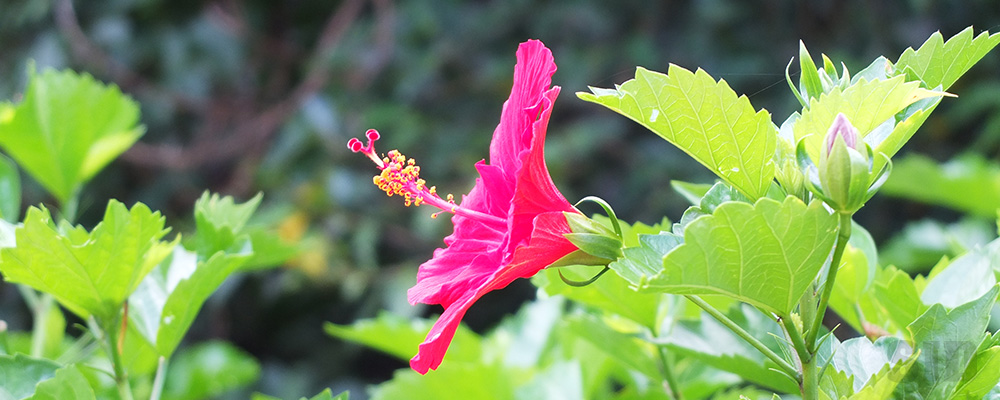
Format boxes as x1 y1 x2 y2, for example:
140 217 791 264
53 0 395 190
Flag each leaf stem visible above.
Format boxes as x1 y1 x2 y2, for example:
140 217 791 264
150 356 169 400
805 212 852 351
657 346 685 400
91 315 134 400
684 295 798 378
29 293 54 358
780 315 810 367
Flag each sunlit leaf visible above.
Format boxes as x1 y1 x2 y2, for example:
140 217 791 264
895 27 1000 91
578 65 777 199
953 342 1000 400
0 67 143 203
0 201 175 321
192 191 263 257
130 246 250 357
792 75 945 170
645 196 839 315
370 363 516 400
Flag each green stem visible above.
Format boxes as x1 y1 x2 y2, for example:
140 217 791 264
29 294 54 358
805 212 853 351
801 352 820 400
150 356 168 400
657 346 685 400
685 295 798 378
781 315 810 368
91 316 133 400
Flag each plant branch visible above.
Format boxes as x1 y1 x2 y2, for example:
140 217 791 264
685 295 798 378
657 346 685 400
805 212 852 351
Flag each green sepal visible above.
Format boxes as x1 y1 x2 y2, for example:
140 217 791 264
799 41 824 104
564 212 623 262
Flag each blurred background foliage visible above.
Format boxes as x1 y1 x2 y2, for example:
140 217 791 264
1 0 998 398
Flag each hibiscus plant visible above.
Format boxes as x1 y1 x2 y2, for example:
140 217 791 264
340 28 1000 399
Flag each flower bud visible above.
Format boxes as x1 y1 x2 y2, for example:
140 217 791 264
799 113 891 214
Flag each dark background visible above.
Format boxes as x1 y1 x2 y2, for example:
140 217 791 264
1 0 998 397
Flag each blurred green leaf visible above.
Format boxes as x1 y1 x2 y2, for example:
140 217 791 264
880 153 1000 218
0 67 143 203
895 27 1000 91
513 360 583 400
670 180 714 206
879 218 995 273
871 266 928 337
562 313 660 380
369 362 516 400
660 304 798 393
893 285 999 399
0 353 61 399
579 65 777 200
192 192 262 257
0 154 20 222
25 364 96 400
241 228 298 270
130 246 250 357
646 197 839 316
163 341 261 400
0 201 175 321
920 244 997 308
324 311 482 364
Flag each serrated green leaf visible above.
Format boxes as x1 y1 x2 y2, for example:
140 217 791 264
660 303 799 393
848 349 918 400
881 153 1000 218
0 155 20 222
830 337 913 393
324 311 482 363
130 246 250 357
646 196 839 315
192 192 262 257
607 233 682 290
0 201 175 321
578 65 776 199
162 341 261 400
871 266 928 337
0 67 143 203
952 345 1000 400
895 27 1000 91
793 75 945 168
893 285 999 399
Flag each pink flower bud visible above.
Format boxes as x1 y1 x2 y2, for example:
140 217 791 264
824 113 861 155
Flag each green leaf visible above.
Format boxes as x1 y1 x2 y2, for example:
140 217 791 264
830 337 912 393
578 65 777 200
660 303 799 393
162 341 261 400
893 285 999 399
26 365 96 400
370 363 516 400
895 27 1000 91
871 266 928 337
324 311 482 363
953 344 1000 399
252 389 349 400
880 153 1000 218
879 218 995 273
0 201 175 321
0 155 20 222
562 313 660 380
192 192 263 257
130 246 250 357
848 350 918 400
920 245 997 308
0 354 61 399
828 244 872 332
607 233 682 290
799 41 825 103
0 67 143 203
646 196 839 316
670 180 714 206
793 75 945 168
514 361 583 400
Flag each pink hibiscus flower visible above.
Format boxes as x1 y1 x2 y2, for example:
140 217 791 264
348 39 580 373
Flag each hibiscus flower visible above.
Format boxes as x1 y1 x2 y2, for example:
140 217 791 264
348 39 581 373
